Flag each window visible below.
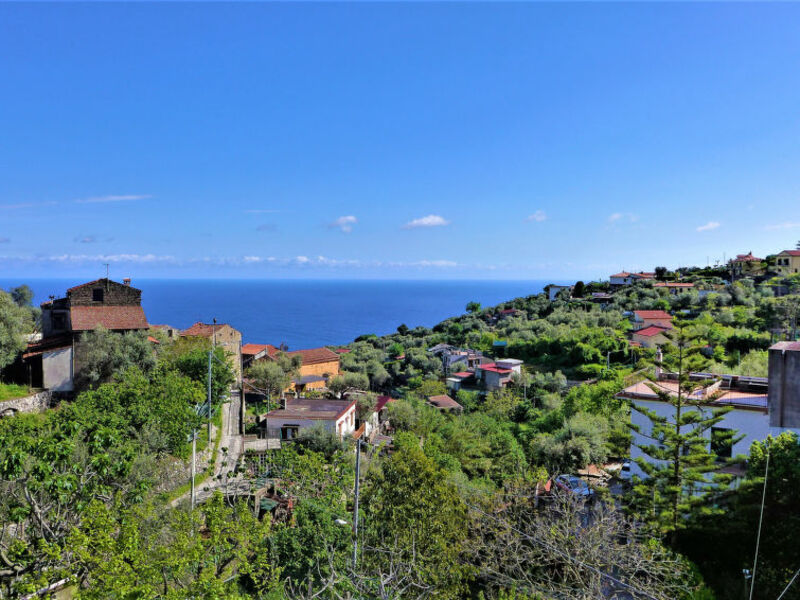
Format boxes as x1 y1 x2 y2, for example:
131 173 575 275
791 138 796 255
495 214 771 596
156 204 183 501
711 427 733 459
51 313 67 331
92 288 104 302
280 425 300 440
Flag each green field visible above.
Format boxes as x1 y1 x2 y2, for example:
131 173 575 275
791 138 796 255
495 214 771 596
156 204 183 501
0 383 29 402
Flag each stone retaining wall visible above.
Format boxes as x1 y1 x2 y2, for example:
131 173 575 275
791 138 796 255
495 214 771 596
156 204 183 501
0 390 52 417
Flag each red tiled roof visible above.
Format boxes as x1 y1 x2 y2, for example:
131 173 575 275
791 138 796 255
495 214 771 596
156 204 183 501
242 343 275 356
181 322 231 337
148 335 160 344
376 395 395 412
479 363 513 374
23 334 74 359
779 250 800 256
334 348 351 354
284 347 340 366
633 325 672 338
70 305 149 331
633 310 672 320
734 252 763 262
427 395 463 410
771 341 800 352
452 371 474 378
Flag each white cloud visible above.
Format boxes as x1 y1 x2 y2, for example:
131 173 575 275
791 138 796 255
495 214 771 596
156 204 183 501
75 194 151 204
696 221 721 232
74 235 97 244
402 214 450 229
329 215 358 233
765 222 800 230
608 212 638 224
0 201 58 210
525 210 547 223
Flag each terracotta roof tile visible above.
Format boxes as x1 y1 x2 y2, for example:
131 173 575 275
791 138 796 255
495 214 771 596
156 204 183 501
182 322 236 337
633 310 672 320
70 305 149 331
282 347 340 365
427 395 463 410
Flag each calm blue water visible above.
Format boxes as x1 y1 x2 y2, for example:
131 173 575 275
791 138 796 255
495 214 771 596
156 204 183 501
0 279 557 349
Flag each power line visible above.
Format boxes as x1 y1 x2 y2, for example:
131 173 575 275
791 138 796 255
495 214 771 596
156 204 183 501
776 567 800 600
749 444 771 600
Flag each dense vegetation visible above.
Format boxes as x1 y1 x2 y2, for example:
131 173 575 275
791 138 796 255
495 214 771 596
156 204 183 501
0 273 798 599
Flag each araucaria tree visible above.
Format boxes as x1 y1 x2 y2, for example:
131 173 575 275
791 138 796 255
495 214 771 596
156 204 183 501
629 322 739 538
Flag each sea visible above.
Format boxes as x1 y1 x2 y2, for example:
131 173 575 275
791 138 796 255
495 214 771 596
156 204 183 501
0 279 560 350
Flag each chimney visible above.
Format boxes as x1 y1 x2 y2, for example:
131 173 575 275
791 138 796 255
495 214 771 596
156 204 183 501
123 278 131 286
655 348 664 379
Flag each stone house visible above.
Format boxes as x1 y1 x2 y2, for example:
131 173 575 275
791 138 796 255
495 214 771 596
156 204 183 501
181 322 243 385
24 278 150 392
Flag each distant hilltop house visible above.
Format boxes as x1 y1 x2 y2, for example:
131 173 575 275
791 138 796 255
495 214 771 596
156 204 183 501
427 344 486 371
546 284 573 301
181 322 243 385
150 323 181 339
632 310 673 331
730 251 765 277
242 343 340 394
23 278 150 392
620 341 800 481
426 394 463 413
474 358 524 391
631 325 672 349
609 271 655 287
774 250 800 276
653 281 695 295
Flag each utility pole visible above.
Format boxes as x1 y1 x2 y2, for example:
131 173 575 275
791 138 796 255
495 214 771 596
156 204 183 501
352 439 362 569
207 349 213 441
190 430 197 510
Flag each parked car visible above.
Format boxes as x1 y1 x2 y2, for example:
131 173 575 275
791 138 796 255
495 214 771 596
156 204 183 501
554 474 594 499
619 460 632 480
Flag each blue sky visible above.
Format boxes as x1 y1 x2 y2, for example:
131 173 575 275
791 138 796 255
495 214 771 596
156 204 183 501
1 2 800 280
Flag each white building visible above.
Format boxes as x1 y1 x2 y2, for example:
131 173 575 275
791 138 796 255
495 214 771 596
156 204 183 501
609 271 655 287
262 398 356 441
475 358 523 391
620 342 800 479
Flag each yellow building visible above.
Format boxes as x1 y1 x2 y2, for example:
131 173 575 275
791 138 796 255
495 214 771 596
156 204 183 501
774 250 800 276
243 344 341 394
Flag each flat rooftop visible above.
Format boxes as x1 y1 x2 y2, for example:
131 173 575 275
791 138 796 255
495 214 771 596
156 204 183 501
264 398 354 420
617 374 768 411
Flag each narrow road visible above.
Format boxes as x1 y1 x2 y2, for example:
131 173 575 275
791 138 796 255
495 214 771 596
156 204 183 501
170 391 245 507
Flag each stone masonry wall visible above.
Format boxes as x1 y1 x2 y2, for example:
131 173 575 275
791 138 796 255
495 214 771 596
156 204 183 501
0 390 53 417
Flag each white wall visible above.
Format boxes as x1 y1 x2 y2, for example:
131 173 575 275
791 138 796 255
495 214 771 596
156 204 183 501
630 399 770 479
43 347 73 392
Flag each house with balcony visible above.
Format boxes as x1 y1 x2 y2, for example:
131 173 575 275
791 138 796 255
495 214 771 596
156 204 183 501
774 250 800 276
730 252 765 277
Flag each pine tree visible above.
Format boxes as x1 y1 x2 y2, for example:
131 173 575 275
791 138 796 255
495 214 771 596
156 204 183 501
629 322 740 539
